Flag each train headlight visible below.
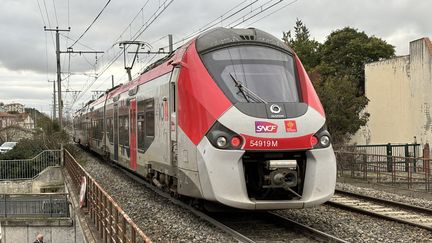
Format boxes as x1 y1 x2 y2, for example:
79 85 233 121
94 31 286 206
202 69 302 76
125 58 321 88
319 135 330 147
206 121 243 150
313 125 332 149
216 136 227 148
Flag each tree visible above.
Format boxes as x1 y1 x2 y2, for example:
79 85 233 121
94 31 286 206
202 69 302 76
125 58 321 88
316 27 395 94
315 75 369 144
283 19 320 72
283 22 395 145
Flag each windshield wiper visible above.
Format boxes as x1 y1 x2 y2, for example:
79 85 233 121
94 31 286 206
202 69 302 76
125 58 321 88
229 73 268 104
229 73 250 102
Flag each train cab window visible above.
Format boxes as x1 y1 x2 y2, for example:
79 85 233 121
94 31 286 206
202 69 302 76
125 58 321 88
201 45 300 104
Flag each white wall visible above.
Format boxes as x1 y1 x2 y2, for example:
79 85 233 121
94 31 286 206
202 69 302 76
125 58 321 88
352 38 432 146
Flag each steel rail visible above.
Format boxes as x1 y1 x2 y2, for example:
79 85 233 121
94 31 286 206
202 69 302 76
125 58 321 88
327 189 432 231
82 146 347 243
210 211 349 243
108 161 255 243
267 212 349 243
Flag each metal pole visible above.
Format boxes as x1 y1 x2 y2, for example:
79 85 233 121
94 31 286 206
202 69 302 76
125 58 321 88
61 144 64 166
168 34 173 53
45 27 70 128
55 30 63 129
48 80 56 120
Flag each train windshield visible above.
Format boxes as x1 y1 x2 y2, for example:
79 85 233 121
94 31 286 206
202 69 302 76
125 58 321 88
201 45 299 103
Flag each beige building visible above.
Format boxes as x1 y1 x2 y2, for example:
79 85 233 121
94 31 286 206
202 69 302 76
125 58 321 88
352 37 432 146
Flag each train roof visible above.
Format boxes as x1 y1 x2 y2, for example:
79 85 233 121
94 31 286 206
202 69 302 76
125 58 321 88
196 27 293 54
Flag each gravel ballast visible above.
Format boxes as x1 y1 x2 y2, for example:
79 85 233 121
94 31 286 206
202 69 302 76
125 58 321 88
276 182 432 242
71 148 235 242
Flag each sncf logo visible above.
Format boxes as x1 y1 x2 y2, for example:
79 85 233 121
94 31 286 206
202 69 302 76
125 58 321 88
255 121 278 133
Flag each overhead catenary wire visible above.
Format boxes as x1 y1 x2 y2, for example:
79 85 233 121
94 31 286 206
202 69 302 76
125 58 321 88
98 0 151 60
247 0 298 26
72 0 172 104
42 0 53 28
37 0 56 47
70 0 297 109
71 0 175 107
163 0 259 49
60 33 97 51
227 0 285 28
52 0 59 26
69 0 113 49
36 0 47 27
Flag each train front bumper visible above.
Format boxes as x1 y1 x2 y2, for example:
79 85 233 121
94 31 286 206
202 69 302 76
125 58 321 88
197 137 336 210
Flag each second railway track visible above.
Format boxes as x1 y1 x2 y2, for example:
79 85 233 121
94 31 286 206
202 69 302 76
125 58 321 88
328 189 432 231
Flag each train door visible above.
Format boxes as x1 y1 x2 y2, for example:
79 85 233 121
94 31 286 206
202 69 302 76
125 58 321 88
113 104 119 161
129 99 138 171
169 68 180 167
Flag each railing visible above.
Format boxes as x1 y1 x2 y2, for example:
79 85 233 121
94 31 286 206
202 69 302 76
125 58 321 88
336 151 432 192
344 143 421 172
64 149 151 243
0 193 69 218
0 150 61 180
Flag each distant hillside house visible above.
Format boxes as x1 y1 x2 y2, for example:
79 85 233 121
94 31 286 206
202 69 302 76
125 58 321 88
3 103 25 113
0 112 35 130
0 112 18 129
351 37 432 146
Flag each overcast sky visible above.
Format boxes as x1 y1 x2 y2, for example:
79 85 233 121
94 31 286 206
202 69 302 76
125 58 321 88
0 0 430 116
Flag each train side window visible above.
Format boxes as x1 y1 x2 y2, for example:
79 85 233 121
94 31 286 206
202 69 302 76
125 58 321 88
119 115 129 146
145 99 155 137
106 118 113 143
137 98 154 152
137 113 145 150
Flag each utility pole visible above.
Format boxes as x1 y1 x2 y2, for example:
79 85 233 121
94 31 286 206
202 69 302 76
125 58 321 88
48 80 56 119
44 27 70 130
111 75 114 88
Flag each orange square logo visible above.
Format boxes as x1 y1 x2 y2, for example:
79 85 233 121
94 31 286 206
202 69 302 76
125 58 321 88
284 120 297 132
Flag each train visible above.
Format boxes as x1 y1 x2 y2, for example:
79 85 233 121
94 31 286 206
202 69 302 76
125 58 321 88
73 27 336 210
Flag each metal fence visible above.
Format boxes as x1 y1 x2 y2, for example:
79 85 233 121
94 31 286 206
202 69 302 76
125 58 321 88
344 143 421 172
336 150 432 192
0 193 70 218
64 149 151 243
0 150 61 180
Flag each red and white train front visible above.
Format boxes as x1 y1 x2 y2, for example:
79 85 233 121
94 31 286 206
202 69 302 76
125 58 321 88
176 28 336 209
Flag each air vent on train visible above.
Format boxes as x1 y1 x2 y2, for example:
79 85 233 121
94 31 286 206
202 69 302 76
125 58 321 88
240 35 255 40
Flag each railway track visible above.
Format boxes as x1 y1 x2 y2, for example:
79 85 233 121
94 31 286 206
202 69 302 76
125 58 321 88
84 148 346 242
328 189 432 231
115 162 347 242
209 211 348 242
